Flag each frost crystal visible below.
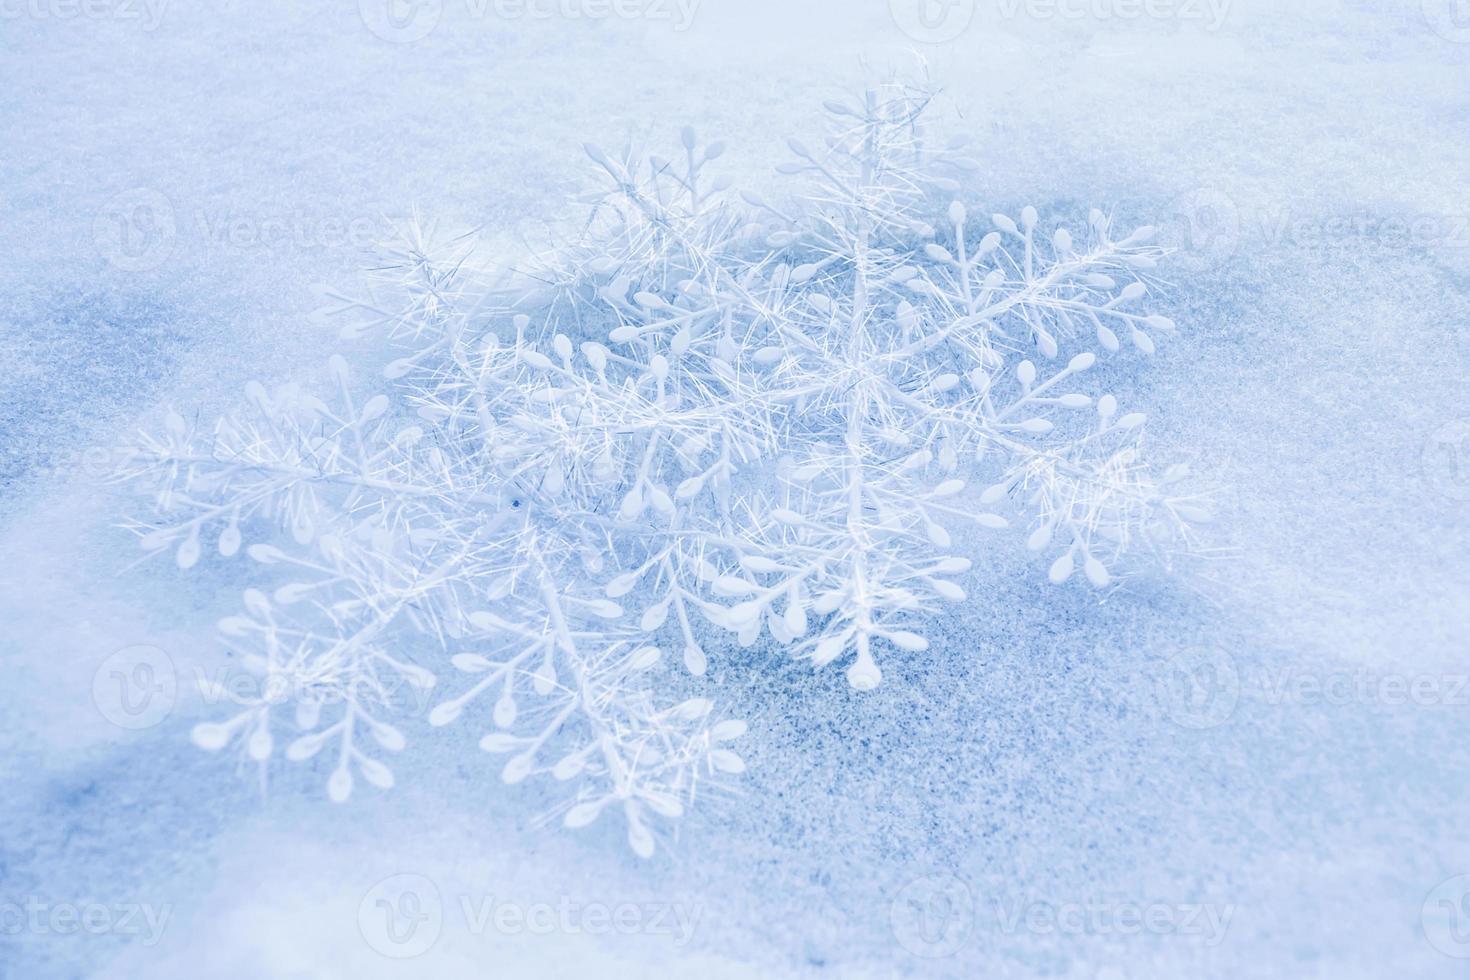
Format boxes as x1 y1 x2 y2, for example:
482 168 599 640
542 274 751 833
120 80 1208 855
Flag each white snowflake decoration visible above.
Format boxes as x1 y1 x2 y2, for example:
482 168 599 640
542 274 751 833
120 79 1209 856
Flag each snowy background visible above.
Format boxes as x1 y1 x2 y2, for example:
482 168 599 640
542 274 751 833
3 0 1470 976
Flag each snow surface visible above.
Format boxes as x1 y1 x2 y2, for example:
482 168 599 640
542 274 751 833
2 1 1469 977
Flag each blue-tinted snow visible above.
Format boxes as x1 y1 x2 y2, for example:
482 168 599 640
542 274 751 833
2 2 1468 977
